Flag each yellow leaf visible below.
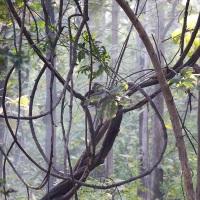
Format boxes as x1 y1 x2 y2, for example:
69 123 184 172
11 95 29 107
19 96 29 106
194 37 200 48
184 33 191 44
171 29 182 44
180 14 198 29
165 123 172 130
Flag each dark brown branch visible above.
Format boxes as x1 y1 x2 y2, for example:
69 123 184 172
180 0 190 54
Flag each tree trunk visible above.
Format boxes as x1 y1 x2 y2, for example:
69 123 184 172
136 27 150 200
44 0 57 190
105 0 119 178
150 3 165 199
0 55 7 180
137 2 150 198
0 26 9 182
138 109 149 199
151 90 164 200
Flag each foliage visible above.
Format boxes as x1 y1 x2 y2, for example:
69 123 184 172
0 179 17 197
0 0 199 199
84 82 129 119
77 32 111 80
171 14 200 56
169 66 198 91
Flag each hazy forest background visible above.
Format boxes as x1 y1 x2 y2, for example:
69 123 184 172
0 0 199 199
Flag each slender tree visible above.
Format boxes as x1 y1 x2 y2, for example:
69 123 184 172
43 0 57 190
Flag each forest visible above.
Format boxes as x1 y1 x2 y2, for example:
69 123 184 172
0 0 199 199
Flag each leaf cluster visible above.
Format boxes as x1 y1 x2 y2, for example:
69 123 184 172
85 82 130 120
171 14 200 57
169 66 198 90
77 32 111 80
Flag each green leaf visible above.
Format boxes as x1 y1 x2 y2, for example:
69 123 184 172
14 56 23 70
78 65 90 75
77 51 85 62
182 77 196 88
15 0 24 7
109 100 118 118
180 66 194 76
37 21 45 29
8 52 30 70
31 2 42 10
119 95 131 107
109 82 128 95
0 56 5 65
98 99 118 119
168 75 182 84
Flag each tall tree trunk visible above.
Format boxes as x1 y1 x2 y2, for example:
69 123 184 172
136 25 150 200
151 91 164 199
137 1 150 198
0 26 9 183
105 0 119 178
43 0 57 190
150 1 178 198
0 58 6 180
138 108 149 199
150 3 165 199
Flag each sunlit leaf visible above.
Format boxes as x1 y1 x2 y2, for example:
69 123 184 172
19 95 29 106
165 123 172 130
180 14 199 29
15 0 24 7
182 77 196 88
9 95 29 107
171 29 182 44
180 66 194 75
